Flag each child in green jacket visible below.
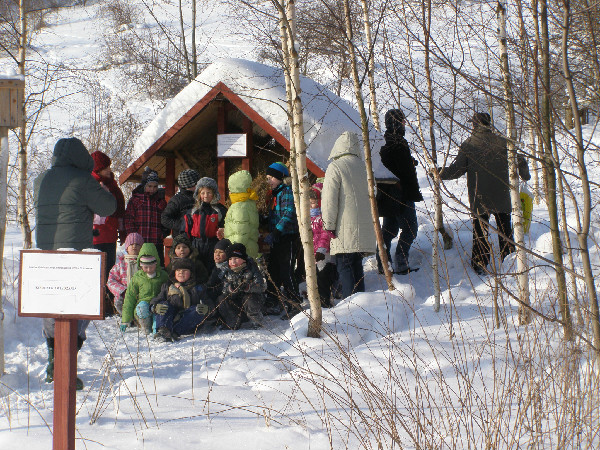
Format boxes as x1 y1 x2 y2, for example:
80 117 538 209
121 243 169 334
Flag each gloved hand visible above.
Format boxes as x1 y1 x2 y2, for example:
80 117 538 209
264 234 273 246
196 303 209 315
120 324 128 333
153 303 169 315
315 252 325 262
428 167 441 178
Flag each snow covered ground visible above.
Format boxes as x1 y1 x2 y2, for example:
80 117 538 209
1 1 600 449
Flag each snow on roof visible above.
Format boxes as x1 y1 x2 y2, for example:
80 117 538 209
0 66 24 80
134 58 393 178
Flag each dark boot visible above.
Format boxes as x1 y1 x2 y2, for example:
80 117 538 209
76 336 84 390
45 338 54 383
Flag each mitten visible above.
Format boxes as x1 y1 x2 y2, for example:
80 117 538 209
315 252 325 262
196 304 209 315
120 324 128 333
153 304 169 315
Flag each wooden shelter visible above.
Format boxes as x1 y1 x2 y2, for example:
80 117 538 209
119 81 324 201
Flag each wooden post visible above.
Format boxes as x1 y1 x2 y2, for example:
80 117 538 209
165 157 175 199
53 319 78 450
217 103 227 201
1 77 25 376
243 117 252 171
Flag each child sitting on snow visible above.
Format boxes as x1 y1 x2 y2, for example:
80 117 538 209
217 243 266 330
184 177 227 273
107 232 144 315
150 258 215 342
204 238 232 304
167 233 209 283
121 243 169 334
310 184 337 308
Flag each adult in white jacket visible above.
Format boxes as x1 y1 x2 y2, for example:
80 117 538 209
322 131 376 298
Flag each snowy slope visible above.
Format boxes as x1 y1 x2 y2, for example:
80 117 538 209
1 1 600 449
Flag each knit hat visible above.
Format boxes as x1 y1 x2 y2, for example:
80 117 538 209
172 233 192 250
177 169 200 189
139 255 157 265
124 232 143 249
141 167 159 186
469 112 491 127
91 151 111 173
385 109 406 135
266 162 289 181
310 182 323 201
227 242 248 261
214 238 232 252
194 177 220 201
171 257 194 272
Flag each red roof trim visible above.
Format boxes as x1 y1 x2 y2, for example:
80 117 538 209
119 81 325 184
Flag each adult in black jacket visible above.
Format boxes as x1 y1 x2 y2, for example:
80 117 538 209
376 109 423 274
161 169 200 234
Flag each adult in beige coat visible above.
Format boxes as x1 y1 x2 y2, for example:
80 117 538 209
322 131 376 298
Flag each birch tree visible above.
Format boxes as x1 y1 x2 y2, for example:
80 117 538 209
539 0 572 340
17 0 31 248
273 0 322 337
560 0 600 357
342 0 394 291
497 1 530 324
359 0 380 131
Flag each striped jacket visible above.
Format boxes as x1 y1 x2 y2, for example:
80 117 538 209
269 182 298 235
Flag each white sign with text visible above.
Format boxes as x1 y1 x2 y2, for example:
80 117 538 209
19 251 103 316
217 133 247 157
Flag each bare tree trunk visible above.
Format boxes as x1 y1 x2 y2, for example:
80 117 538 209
275 0 322 337
359 0 380 132
561 0 600 357
192 0 197 78
18 0 32 249
0 127 9 374
343 0 394 291
497 1 530 324
540 0 572 340
179 0 191 81
531 0 543 203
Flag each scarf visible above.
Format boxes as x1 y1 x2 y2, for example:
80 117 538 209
310 207 321 218
167 283 192 309
230 189 258 205
125 254 138 285
230 262 247 273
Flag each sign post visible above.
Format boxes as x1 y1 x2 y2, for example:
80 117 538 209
18 250 105 450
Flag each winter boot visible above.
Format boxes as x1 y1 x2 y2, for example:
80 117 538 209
45 337 84 390
45 338 55 383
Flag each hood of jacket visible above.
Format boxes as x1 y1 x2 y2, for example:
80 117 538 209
51 137 94 172
228 170 252 194
328 131 362 161
136 243 161 267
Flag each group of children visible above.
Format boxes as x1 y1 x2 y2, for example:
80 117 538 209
106 163 337 342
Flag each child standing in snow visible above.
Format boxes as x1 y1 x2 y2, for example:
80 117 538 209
121 243 169 334
217 243 266 330
224 170 260 258
309 184 337 308
107 232 144 315
150 258 215 342
264 162 302 318
167 233 209 283
184 177 227 272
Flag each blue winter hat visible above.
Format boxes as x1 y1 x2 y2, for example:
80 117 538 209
266 162 289 181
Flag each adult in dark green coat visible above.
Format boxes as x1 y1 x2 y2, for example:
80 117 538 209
34 137 117 388
439 113 530 274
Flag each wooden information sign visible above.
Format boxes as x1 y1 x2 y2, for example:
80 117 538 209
18 250 105 450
